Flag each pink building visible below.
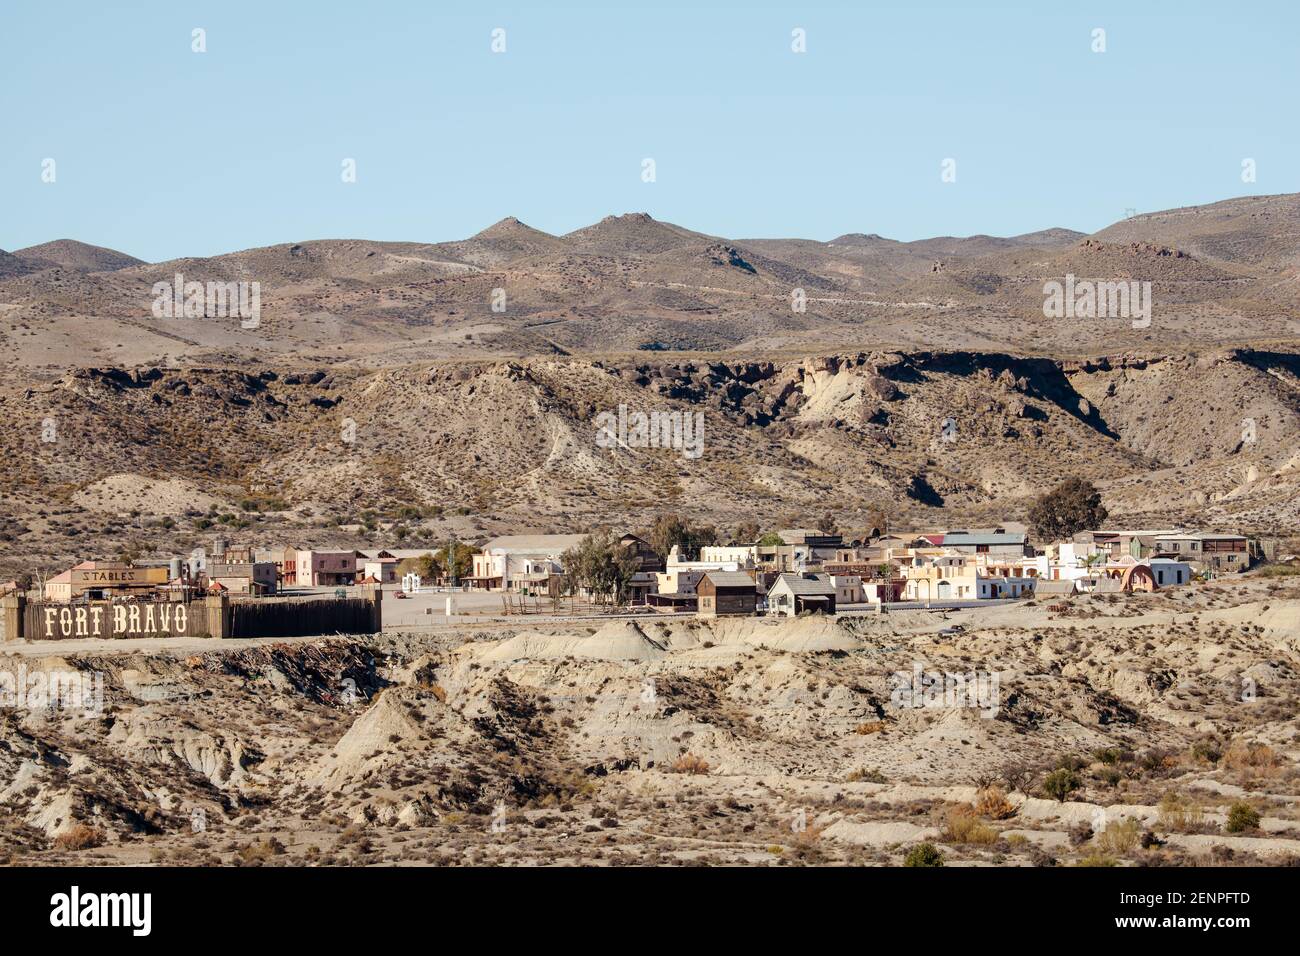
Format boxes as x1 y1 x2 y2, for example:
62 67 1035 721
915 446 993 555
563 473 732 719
294 550 360 587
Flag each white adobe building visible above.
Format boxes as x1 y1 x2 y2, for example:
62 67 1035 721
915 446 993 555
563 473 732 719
470 534 586 591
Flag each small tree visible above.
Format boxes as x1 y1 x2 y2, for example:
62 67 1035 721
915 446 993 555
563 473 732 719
646 514 718 561
1042 768 1081 803
562 529 638 605
733 521 761 546
1001 761 1038 796
1028 477 1108 542
397 553 437 581
757 531 786 547
434 541 475 583
816 512 838 535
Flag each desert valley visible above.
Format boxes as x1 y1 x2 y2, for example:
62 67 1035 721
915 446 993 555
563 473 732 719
2 191 1299 872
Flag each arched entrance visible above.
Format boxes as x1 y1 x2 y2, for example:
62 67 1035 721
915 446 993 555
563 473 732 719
1121 564 1156 592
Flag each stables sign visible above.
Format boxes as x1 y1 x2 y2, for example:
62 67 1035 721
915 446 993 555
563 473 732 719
72 568 169 587
26 600 208 640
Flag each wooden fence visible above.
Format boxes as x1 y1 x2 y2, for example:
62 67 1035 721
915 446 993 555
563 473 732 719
228 595 379 638
2 589 381 641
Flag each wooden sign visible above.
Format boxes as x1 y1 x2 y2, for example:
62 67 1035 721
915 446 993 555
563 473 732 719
70 567 169 586
25 600 208 640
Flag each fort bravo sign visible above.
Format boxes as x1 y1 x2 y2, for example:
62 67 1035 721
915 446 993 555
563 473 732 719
2 590 381 643
25 599 210 640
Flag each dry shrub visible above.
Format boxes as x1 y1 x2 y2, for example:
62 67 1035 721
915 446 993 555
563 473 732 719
940 804 998 844
236 837 287 864
1223 741 1282 773
1157 791 1206 832
974 785 1018 820
854 721 887 735
237 842 274 864
1075 851 1117 867
1096 817 1141 854
846 767 888 784
669 752 710 775
54 824 105 851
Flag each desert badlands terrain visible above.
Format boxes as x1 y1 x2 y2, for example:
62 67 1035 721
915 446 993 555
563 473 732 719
3 192 1300 870
3 576 1299 867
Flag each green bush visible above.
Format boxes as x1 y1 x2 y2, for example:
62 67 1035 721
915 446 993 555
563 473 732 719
1092 747 1124 765
1042 768 1081 803
1097 766 1122 789
1190 739 1222 764
904 842 944 867
1225 801 1261 833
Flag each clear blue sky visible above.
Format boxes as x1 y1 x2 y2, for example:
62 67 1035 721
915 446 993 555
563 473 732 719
2 0 1296 261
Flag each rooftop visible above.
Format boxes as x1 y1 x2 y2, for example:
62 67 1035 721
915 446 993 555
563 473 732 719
941 532 1027 545
700 571 757 588
483 534 586 551
774 572 835 595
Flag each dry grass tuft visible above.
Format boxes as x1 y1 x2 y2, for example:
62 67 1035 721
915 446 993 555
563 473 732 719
974 785 1018 820
1157 791 1206 832
53 824 105 851
853 721 888 735
668 752 710 775
940 804 998 844
1096 817 1141 854
1223 740 1282 773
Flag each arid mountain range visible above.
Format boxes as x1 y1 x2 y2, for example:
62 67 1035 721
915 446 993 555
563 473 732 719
2 193 1299 576
3 193 1299 366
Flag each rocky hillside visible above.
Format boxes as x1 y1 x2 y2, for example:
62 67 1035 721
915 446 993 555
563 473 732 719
11 239 145 274
1 346 1297 577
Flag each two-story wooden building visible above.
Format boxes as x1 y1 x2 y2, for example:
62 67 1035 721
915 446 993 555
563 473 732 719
696 571 758 617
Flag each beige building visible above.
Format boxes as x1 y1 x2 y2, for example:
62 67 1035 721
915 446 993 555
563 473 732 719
208 560 278 595
829 573 864 604
43 562 169 602
470 534 585 591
